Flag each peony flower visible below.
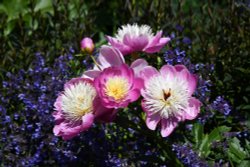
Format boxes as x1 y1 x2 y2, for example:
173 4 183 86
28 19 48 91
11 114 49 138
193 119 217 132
80 37 95 54
53 78 115 140
139 65 201 137
94 64 143 108
83 45 148 79
106 24 171 55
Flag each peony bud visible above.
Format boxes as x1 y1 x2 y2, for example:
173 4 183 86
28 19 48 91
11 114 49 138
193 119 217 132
80 37 95 54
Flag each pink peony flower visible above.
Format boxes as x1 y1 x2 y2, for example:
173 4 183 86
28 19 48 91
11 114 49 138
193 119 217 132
83 45 148 79
53 78 115 140
80 37 95 54
94 64 144 108
106 24 171 55
139 65 201 137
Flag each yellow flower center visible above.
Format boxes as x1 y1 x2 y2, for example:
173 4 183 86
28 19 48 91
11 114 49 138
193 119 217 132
105 76 130 101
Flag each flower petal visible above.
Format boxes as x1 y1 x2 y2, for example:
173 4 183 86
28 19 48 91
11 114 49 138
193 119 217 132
53 122 82 140
55 113 94 140
127 89 141 102
139 66 159 81
123 34 149 51
160 65 176 81
131 59 148 77
144 37 170 53
82 70 101 80
174 64 188 72
147 31 163 47
132 77 144 90
184 97 201 120
54 95 62 112
160 119 177 137
141 99 154 116
52 111 64 123
64 77 93 90
187 74 197 96
146 113 161 130
106 36 132 55
175 65 197 95
93 98 117 122
81 113 95 130
98 45 125 68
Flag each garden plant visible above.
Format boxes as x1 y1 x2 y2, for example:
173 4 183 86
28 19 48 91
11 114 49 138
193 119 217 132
0 0 250 166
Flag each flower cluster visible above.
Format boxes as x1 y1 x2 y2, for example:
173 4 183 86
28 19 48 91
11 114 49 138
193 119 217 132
209 96 231 116
53 24 202 140
1 51 76 165
172 144 208 167
0 50 120 166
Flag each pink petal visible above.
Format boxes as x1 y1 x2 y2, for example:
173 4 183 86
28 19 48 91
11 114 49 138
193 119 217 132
53 124 62 136
174 65 197 95
132 77 144 90
177 67 189 81
127 89 141 102
131 59 148 77
146 113 161 130
144 37 171 53
54 95 62 112
54 113 94 140
159 37 171 44
184 97 201 120
52 111 64 123
174 64 187 72
123 34 133 46
141 100 154 116
98 45 125 68
160 119 177 137
146 31 163 47
81 113 95 130
188 74 197 96
139 66 159 81
93 98 117 122
95 108 118 123
124 34 149 51
61 126 83 140
64 78 93 90
160 65 176 80
82 70 101 80
106 36 132 55
53 122 82 140
120 64 134 84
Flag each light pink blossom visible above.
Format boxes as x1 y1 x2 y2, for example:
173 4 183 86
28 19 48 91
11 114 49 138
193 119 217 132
53 78 115 140
94 64 144 108
139 65 201 137
106 24 170 55
80 37 95 54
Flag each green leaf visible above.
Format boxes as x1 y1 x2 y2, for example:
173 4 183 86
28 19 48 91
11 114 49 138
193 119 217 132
34 0 54 15
238 160 250 167
199 126 231 157
235 67 250 74
4 21 15 36
207 126 231 143
0 4 7 13
228 137 246 163
199 134 210 157
241 105 250 110
3 0 29 22
192 123 204 147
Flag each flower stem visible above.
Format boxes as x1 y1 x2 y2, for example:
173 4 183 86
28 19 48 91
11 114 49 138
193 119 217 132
90 54 102 70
